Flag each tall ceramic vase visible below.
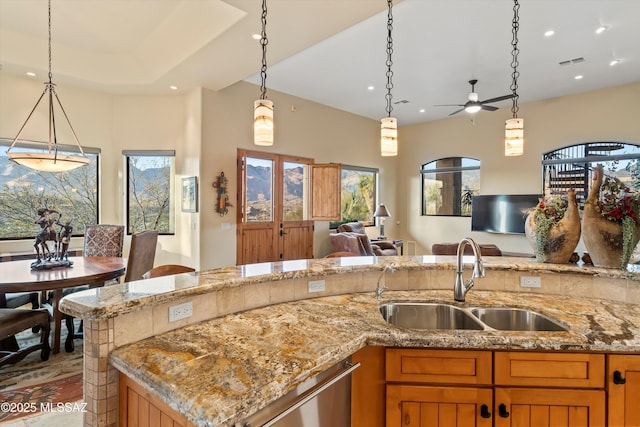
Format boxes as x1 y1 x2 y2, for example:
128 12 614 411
582 165 640 269
525 189 581 263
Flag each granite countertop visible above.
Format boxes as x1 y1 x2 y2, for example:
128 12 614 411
109 289 640 427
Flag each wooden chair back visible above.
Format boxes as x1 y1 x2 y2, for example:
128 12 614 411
124 230 158 282
142 264 195 279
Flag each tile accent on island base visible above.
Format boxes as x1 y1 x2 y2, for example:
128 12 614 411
67 258 640 427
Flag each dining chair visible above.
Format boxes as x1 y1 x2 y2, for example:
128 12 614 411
0 308 51 367
124 230 159 283
61 224 125 353
83 224 125 257
142 264 194 280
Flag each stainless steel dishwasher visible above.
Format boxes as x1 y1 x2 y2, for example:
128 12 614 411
237 358 360 427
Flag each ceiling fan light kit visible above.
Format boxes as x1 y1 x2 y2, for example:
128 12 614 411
380 0 398 157
435 79 514 117
253 0 274 147
505 0 524 156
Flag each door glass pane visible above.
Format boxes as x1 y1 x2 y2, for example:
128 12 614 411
283 161 308 221
245 157 273 222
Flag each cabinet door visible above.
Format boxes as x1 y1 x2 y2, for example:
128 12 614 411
387 384 493 427
608 354 640 426
494 387 605 427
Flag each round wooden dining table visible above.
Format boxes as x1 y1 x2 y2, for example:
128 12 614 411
0 256 126 354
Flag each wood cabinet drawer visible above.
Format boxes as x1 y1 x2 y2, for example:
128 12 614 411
386 348 492 385
494 351 605 388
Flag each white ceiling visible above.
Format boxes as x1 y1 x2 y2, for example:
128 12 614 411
1 0 639 125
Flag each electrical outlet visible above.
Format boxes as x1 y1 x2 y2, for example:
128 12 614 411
308 280 326 293
520 276 541 288
169 302 193 322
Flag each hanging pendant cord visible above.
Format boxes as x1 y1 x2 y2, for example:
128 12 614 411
259 0 269 100
510 0 520 119
385 0 394 118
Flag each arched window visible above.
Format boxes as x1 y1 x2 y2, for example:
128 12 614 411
421 157 480 216
543 142 640 203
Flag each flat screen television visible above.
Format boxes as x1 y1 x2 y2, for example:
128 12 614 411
471 194 541 234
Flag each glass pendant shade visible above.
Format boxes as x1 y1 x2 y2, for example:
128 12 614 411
380 117 398 156
8 151 90 172
254 99 274 146
505 117 524 156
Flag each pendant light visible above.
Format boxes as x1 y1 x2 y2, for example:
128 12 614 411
505 0 524 157
380 0 398 157
6 0 89 172
254 0 274 146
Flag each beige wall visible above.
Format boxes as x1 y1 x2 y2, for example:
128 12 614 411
199 81 397 269
0 73 197 266
3 71 639 267
399 81 640 255
0 75 398 269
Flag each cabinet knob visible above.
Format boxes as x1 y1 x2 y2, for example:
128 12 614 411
480 404 492 419
613 370 627 385
498 404 510 418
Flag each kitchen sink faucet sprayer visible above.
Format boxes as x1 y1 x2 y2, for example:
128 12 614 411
454 237 485 302
375 264 395 299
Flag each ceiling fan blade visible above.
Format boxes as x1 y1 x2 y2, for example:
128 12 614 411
479 94 515 104
434 104 465 107
481 105 499 112
448 108 464 116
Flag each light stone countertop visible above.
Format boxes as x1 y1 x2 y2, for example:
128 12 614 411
109 288 640 427
59 255 640 320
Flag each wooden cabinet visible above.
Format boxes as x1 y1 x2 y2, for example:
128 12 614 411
493 352 606 427
381 349 607 427
119 372 193 427
387 384 493 427
385 349 493 427
608 354 640 426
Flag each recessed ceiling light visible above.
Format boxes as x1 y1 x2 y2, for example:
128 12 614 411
170 85 178 90
610 59 620 66
544 30 555 37
252 33 261 40
419 109 425 113
367 85 374 91
574 75 583 80
26 72 36 77
596 26 607 34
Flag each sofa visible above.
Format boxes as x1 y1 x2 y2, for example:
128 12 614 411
330 222 398 256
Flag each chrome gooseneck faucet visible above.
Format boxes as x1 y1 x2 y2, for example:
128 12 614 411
376 264 395 299
454 237 485 302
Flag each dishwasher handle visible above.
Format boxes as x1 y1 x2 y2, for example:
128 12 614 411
243 360 361 427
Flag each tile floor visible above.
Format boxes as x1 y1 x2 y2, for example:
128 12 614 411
1 410 82 426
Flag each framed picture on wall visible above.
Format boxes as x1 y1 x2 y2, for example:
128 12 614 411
181 176 198 212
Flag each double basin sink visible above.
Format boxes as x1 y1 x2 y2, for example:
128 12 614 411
379 302 568 332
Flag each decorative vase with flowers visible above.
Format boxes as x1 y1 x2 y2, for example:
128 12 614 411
525 188 581 263
582 164 640 269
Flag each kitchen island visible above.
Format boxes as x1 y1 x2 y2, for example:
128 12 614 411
60 255 640 427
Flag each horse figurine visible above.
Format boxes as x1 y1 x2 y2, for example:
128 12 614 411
33 207 60 262
55 218 73 261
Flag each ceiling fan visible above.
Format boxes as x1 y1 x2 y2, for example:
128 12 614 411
435 79 515 116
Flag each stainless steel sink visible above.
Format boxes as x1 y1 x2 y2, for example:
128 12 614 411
469 307 568 332
379 302 484 330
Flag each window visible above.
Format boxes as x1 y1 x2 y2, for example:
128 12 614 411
543 142 640 203
125 151 175 235
421 157 480 216
333 165 378 227
0 139 99 240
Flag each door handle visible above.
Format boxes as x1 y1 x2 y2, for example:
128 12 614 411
480 404 491 418
613 370 626 384
280 230 287 236
498 404 510 418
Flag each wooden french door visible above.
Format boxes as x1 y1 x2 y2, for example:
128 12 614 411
237 150 315 264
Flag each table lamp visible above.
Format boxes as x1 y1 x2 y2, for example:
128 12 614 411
373 204 391 239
